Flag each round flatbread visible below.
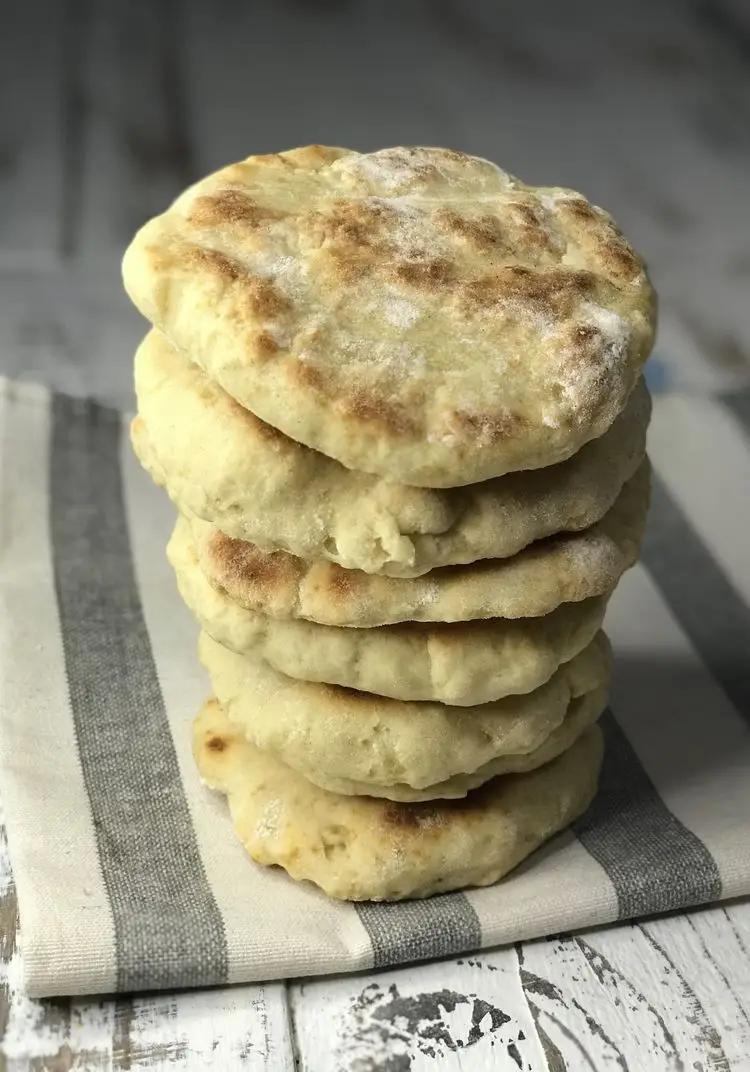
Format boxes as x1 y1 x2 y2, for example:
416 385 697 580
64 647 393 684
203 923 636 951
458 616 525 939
199 630 610 799
170 517 607 705
192 461 649 627
123 145 655 486
194 697 604 900
135 330 650 576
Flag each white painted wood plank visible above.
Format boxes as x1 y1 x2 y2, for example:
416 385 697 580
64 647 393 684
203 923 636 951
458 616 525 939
518 911 746 1070
291 905 750 1070
114 984 295 1071
290 948 547 1071
643 910 750 1065
0 1 66 266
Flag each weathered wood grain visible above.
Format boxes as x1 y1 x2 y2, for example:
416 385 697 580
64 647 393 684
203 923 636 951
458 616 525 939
290 950 549 1071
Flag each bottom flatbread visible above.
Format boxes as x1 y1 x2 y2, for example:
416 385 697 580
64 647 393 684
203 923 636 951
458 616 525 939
194 698 603 902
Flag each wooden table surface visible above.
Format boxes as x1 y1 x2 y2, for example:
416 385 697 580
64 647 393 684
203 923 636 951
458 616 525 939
1 0 749 1067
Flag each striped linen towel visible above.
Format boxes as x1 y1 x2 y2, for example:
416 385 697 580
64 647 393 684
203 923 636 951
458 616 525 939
1 377 748 998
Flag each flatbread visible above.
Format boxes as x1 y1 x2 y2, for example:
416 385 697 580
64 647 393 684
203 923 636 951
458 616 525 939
193 461 650 627
199 630 610 799
134 329 650 576
170 517 607 705
194 697 604 900
123 144 655 486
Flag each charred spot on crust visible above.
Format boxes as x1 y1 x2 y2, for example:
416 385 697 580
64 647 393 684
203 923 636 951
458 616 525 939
187 246 244 282
189 189 283 229
437 209 506 250
255 330 281 359
392 257 454 289
558 197 598 222
383 801 440 828
209 531 301 591
462 266 595 316
244 277 289 319
317 199 392 249
382 784 495 829
185 247 290 318
345 390 417 435
206 735 227 752
596 236 641 280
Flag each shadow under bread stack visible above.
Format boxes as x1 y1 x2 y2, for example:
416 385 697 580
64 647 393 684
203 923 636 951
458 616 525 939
122 146 655 901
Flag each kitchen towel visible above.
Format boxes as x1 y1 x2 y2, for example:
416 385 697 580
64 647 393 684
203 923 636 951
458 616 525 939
1 376 748 997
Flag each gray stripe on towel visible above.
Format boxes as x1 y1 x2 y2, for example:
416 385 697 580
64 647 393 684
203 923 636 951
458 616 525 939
643 471 750 724
574 709 721 917
356 895 482 969
50 394 228 992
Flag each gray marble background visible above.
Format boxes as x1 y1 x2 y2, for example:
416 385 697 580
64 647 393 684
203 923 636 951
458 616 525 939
1 0 749 409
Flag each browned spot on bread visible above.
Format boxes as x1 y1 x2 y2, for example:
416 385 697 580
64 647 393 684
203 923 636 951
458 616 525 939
392 258 454 288
317 199 391 248
325 249 373 284
290 348 418 439
382 789 492 830
437 210 506 250
184 247 290 319
188 246 243 281
290 358 326 392
325 564 364 599
383 801 441 829
245 277 290 319
439 147 472 163
448 408 525 445
189 189 283 229
505 201 556 251
206 735 227 752
346 389 417 435
545 198 643 282
255 331 280 359
462 266 595 316
558 197 598 222
383 776 505 829
208 531 303 596
596 236 641 280
572 324 600 347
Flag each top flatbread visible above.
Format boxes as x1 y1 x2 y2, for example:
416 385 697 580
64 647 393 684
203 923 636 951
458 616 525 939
123 145 655 486
133 330 650 576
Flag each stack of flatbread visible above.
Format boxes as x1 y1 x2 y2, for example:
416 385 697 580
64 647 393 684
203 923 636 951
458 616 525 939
122 145 655 901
